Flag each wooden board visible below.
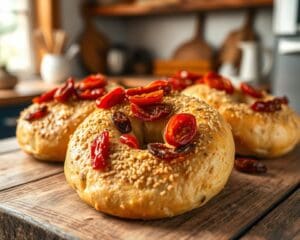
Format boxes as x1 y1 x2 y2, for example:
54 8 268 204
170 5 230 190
154 60 212 77
242 189 300 240
0 138 299 239
0 137 19 154
86 0 273 17
0 150 63 191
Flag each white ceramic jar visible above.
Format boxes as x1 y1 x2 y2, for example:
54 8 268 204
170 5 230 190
40 54 71 84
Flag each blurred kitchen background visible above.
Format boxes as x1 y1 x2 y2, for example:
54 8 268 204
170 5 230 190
0 0 299 138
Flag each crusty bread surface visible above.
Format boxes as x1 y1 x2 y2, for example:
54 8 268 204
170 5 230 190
65 94 235 219
183 84 300 158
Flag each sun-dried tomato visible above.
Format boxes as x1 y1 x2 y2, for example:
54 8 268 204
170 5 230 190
120 134 140 149
147 80 172 95
32 88 58 104
251 96 288 112
164 113 197 147
168 77 193 91
96 87 125 109
126 80 171 96
112 111 132 134
147 142 195 161
78 74 107 90
90 131 110 170
147 143 180 160
25 105 48 121
276 96 289 105
128 89 164 106
196 77 205 84
54 77 76 102
131 103 172 121
77 88 106 100
240 83 263 98
235 158 267 174
167 70 203 91
203 72 234 94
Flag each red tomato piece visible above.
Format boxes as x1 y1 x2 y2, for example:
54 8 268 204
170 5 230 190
128 90 164 106
126 80 171 96
147 143 180 160
146 80 171 95
196 77 205 84
251 99 282 112
96 87 125 109
25 105 48 121
119 134 140 149
235 158 267 174
78 88 106 100
168 70 203 91
222 78 234 94
78 74 107 90
203 72 234 94
205 71 220 79
164 113 197 147
277 96 289 105
168 77 193 91
131 103 172 121
90 131 110 170
54 77 76 102
32 88 58 104
147 142 195 161
251 96 288 112
240 83 263 98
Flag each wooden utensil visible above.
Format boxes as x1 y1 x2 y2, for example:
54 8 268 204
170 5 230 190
173 14 213 62
217 10 259 70
79 12 110 73
53 30 67 55
34 29 50 53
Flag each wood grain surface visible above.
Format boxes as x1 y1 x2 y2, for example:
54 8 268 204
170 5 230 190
242 189 300 240
0 137 19 154
85 0 273 17
0 150 63 191
0 144 298 240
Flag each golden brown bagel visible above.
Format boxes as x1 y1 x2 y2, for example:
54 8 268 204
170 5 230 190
65 94 235 219
183 84 300 158
17 78 117 162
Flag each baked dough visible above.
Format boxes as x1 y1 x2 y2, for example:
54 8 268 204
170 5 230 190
183 84 300 158
65 94 235 219
17 79 117 162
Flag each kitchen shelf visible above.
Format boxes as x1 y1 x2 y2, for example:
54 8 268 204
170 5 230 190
85 0 273 17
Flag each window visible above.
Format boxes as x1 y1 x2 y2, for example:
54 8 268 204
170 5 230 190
0 0 35 74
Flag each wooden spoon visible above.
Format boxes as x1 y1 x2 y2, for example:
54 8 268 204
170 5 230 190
173 14 213 61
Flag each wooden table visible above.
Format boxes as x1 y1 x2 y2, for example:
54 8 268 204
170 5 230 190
0 138 299 240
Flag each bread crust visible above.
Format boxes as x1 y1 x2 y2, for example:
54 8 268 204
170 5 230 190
16 82 118 162
65 94 235 219
183 84 300 158
16 100 96 161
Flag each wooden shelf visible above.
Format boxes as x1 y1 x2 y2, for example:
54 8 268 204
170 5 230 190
86 0 273 17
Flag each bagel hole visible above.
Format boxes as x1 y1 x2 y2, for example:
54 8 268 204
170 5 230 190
130 117 169 149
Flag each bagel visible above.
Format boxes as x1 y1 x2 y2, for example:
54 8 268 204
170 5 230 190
65 82 234 219
182 72 300 158
17 74 117 162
